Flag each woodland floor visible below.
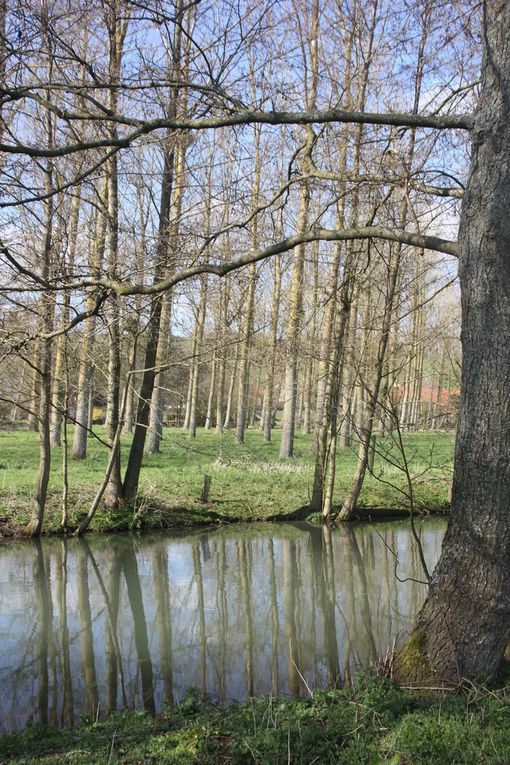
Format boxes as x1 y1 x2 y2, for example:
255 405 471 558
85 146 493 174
0 426 454 535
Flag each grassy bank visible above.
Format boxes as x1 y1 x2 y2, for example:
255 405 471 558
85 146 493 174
0 427 454 534
1 674 509 764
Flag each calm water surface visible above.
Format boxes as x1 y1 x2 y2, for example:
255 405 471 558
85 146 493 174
0 519 446 730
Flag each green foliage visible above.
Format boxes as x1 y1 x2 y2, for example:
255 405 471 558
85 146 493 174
3 676 510 764
0 427 454 534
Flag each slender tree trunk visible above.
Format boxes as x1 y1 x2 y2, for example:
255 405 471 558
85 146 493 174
123 340 137 435
215 277 230 434
50 190 80 448
338 3 429 521
145 292 172 452
263 255 282 442
302 241 319 435
204 356 216 429
320 285 353 518
235 263 257 443
103 4 128 508
122 145 174 483
146 128 187 453
72 186 108 460
223 350 238 430
189 172 212 438
188 274 208 438
235 125 261 444
123 1 186 498
103 150 123 508
25 103 55 536
339 294 358 448
279 184 308 458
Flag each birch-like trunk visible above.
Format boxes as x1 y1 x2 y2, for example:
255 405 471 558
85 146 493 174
279 184 308 458
72 183 108 460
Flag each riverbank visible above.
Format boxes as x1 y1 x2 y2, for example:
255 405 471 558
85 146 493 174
1 673 509 764
0 427 453 535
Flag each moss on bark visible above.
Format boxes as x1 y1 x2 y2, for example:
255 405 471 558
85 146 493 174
394 629 433 684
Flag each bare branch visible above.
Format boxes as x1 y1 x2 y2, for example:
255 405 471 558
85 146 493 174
0 107 474 158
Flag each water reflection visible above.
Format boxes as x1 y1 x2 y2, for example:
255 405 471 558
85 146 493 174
0 520 445 730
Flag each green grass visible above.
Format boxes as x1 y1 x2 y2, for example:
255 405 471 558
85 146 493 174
0 426 454 534
1 673 510 764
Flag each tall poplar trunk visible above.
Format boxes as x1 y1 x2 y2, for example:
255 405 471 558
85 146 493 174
235 262 257 443
145 292 172 450
302 242 319 435
188 163 212 439
204 357 216 429
215 276 230 434
103 2 128 509
25 95 55 537
72 183 108 460
188 271 208 438
339 292 359 448
262 253 282 442
401 258 425 430
103 149 123 508
146 126 187 453
50 191 80 448
123 2 186 497
338 3 429 521
279 183 308 458
279 0 318 457
123 145 174 493
235 125 261 444
124 189 147 435
223 349 239 429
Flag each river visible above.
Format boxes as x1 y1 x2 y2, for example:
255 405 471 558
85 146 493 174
0 519 445 731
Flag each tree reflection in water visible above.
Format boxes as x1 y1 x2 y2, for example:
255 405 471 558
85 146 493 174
0 520 444 730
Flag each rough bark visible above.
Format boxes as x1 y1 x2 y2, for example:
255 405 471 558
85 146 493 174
396 0 510 683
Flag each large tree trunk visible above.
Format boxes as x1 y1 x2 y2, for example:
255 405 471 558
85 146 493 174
397 1 510 684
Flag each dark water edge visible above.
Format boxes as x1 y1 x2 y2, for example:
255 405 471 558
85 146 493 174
0 519 446 732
